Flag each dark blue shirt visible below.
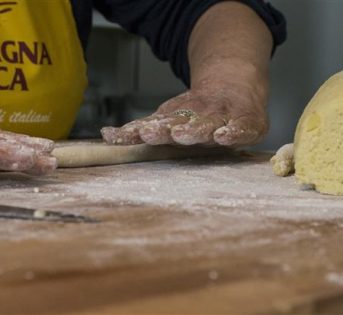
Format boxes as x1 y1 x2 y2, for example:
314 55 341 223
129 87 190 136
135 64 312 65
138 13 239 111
70 0 286 87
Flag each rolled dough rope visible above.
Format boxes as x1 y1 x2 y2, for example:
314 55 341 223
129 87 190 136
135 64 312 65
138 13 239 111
270 143 295 177
52 141 234 168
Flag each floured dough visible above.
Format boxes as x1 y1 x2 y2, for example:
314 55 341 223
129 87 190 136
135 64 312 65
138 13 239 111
294 71 343 195
270 143 294 177
52 142 233 168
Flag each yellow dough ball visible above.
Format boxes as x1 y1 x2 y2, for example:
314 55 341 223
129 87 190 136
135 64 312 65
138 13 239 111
294 71 343 195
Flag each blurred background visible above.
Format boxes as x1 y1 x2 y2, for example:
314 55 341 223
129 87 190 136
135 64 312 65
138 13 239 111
71 0 343 151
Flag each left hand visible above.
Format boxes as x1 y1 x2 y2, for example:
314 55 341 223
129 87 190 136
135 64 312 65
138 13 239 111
101 83 269 148
0 130 57 175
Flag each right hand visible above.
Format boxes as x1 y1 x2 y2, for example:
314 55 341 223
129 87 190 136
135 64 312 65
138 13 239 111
0 130 57 175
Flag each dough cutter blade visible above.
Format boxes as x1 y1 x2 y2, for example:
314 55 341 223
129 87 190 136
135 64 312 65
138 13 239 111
0 204 98 223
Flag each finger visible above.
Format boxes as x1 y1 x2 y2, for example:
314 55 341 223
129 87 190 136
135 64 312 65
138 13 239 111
26 154 57 175
171 115 226 145
213 117 262 147
101 126 142 145
0 130 54 153
139 115 189 145
0 141 35 172
101 115 165 145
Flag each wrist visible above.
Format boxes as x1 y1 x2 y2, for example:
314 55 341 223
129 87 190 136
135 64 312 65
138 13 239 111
190 58 269 105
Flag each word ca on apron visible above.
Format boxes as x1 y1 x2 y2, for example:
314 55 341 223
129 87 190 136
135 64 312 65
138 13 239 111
0 40 52 91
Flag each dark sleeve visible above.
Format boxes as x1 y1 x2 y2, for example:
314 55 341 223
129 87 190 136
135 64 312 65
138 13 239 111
94 0 287 88
70 0 93 51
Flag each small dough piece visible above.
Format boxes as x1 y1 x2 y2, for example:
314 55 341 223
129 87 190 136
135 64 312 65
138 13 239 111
33 209 47 219
294 71 343 196
270 143 294 177
52 142 233 168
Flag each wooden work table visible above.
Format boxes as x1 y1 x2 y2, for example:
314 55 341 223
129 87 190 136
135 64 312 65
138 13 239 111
0 153 342 315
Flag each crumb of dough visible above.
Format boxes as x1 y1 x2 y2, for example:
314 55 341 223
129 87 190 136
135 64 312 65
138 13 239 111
208 270 219 281
33 209 47 219
270 143 294 177
33 187 40 193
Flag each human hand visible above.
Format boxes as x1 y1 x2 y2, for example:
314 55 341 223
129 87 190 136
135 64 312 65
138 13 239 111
0 130 57 175
101 81 269 148
101 0 272 148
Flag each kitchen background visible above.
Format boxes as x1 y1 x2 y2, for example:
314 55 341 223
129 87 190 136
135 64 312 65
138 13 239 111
71 0 343 150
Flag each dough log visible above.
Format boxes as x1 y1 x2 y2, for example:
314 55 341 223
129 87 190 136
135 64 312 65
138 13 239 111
52 142 233 168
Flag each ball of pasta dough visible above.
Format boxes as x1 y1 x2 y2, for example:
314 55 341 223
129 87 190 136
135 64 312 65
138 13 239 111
294 71 343 196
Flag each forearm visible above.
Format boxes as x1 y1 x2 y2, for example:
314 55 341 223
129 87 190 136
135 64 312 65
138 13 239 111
188 1 273 93
102 1 281 148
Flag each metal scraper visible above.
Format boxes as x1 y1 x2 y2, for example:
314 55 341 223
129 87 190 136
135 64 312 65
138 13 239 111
0 204 98 223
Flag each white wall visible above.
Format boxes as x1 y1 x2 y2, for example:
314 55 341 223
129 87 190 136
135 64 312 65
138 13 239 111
258 0 343 149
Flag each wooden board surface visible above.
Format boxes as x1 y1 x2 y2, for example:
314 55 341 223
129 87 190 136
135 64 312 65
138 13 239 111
0 153 343 315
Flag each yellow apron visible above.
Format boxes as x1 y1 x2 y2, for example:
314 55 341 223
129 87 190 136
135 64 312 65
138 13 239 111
0 0 88 139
